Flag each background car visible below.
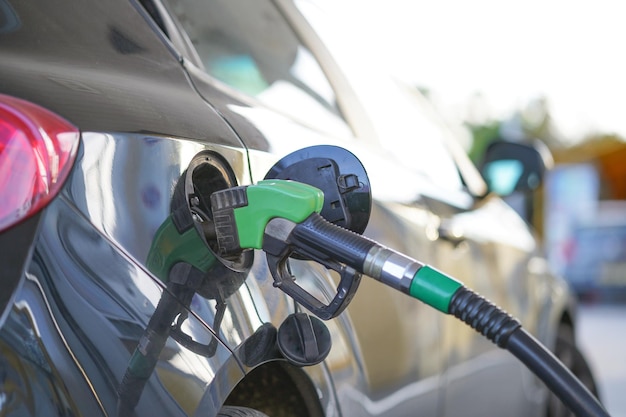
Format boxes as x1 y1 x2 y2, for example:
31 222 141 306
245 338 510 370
0 0 597 416
563 201 626 302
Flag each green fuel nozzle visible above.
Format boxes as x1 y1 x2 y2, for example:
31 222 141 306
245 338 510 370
210 179 464 317
209 179 609 417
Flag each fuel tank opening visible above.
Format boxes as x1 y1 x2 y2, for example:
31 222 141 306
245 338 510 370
166 150 253 300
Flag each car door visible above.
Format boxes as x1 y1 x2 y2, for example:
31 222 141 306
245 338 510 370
347 71 547 416
424 187 546 417
379 85 549 416
339 67 540 416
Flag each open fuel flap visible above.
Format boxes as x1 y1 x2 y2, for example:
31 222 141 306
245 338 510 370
265 145 371 234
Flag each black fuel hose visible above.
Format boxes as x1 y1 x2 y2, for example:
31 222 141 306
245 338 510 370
449 286 609 417
507 329 605 417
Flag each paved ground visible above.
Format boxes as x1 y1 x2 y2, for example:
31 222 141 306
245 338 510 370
577 303 626 417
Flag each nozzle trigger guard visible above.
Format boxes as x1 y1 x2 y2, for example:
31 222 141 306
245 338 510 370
265 250 361 320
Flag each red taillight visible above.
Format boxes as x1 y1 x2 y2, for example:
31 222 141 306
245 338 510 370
0 94 79 232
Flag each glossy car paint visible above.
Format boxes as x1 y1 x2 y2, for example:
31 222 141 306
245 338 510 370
0 0 576 417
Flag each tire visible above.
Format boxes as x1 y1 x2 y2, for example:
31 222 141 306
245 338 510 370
217 406 270 417
547 324 600 417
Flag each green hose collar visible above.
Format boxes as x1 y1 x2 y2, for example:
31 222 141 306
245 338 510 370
409 265 463 313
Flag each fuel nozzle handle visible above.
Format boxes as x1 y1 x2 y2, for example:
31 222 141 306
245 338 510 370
211 180 361 319
210 180 465 314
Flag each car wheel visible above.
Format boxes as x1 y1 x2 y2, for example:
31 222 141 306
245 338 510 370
547 324 599 417
217 406 270 417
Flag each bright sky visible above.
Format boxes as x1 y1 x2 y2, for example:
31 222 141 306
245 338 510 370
331 0 626 143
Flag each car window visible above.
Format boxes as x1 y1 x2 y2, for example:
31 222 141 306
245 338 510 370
164 0 352 138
